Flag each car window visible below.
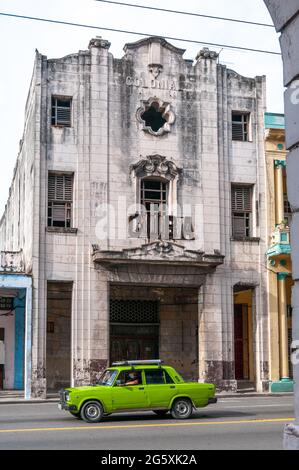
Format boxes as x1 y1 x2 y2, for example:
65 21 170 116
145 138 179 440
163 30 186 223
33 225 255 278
115 370 142 386
97 369 118 386
144 369 165 385
164 370 174 384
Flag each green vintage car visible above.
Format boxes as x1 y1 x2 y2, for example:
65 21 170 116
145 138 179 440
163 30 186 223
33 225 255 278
58 360 217 423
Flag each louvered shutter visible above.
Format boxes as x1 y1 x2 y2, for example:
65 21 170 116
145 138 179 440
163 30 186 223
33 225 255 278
48 174 73 228
48 174 73 201
232 186 252 212
232 113 249 141
51 97 71 126
232 122 244 141
232 186 252 238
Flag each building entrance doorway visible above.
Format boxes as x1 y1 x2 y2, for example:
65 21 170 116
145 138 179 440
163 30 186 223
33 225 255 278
109 285 199 380
234 286 255 385
110 299 159 363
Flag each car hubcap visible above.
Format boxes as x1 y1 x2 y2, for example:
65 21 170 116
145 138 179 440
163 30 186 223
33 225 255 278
176 401 189 416
86 405 99 419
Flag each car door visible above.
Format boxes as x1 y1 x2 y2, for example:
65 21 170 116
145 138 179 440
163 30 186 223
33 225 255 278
143 368 178 408
111 370 149 411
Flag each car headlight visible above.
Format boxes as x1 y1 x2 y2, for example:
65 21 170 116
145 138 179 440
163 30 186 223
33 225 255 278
64 391 70 402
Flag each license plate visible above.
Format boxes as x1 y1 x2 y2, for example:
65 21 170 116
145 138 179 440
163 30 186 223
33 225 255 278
58 403 63 410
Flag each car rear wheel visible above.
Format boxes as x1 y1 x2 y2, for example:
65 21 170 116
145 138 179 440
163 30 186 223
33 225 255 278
171 398 193 420
80 401 104 423
153 410 169 416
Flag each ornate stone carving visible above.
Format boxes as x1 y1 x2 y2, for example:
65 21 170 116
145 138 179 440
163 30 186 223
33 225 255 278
148 64 163 79
0 250 24 273
88 37 111 50
196 47 219 61
137 97 175 136
130 154 181 181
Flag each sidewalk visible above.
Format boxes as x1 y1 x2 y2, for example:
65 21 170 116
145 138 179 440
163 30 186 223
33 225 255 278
0 390 59 404
0 390 294 405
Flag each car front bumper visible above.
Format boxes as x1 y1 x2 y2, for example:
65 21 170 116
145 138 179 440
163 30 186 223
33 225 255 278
208 397 218 405
58 402 78 411
58 390 77 412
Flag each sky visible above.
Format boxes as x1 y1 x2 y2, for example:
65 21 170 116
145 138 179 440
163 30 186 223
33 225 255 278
0 0 283 216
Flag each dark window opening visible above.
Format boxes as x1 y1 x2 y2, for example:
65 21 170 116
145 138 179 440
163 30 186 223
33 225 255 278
232 185 253 239
0 297 13 311
232 112 250 141
47 322 55 334
51 97 71 127
48 173 73 228
141 102 167 132
141 179 168 239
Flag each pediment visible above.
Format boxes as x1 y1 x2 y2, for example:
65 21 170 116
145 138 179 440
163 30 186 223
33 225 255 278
123 37 185 57
92 242 224 268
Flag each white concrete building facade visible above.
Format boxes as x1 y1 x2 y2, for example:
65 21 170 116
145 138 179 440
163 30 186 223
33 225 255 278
0 36 268 398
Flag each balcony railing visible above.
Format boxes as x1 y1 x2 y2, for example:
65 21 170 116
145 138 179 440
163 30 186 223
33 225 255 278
267 224 291 258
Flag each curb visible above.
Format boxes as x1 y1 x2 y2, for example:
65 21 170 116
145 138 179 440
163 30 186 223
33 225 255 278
216 393 294 398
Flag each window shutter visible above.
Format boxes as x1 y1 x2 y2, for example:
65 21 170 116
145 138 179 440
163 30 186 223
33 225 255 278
232 122 244 141
48 174 73 202
51 97 71 126
232 186 252 212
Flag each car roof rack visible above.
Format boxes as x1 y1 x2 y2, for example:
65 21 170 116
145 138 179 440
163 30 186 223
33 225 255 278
112 360 164 367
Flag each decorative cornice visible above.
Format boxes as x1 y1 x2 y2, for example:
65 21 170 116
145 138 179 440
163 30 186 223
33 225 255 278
92 241 224 268
130 154 181 181
124 37 185 56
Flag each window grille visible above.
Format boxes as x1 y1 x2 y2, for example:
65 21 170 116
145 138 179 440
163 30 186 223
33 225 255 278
0 297 14 311
110 299 159 324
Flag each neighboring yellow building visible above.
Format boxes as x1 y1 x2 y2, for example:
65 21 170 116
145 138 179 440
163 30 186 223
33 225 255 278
265 113 293 392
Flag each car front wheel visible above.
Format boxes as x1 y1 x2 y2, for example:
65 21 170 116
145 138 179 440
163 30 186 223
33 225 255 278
171 398 193 420
80 401 104 423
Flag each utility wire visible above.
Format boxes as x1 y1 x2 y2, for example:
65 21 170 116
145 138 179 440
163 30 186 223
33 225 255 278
0 12 281 56
95 0 274 29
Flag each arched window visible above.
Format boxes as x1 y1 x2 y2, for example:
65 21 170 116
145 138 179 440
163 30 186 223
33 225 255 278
141 178 168 239
130 155 182 241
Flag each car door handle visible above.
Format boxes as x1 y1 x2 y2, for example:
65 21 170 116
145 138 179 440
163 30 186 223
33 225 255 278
139 387 145 390
170 386 176 389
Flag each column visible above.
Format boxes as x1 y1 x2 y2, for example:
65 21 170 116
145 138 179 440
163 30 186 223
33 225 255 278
277 273 289 379
274 160 285 225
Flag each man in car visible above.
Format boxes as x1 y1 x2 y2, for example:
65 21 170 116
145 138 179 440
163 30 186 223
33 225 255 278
124 371 140 386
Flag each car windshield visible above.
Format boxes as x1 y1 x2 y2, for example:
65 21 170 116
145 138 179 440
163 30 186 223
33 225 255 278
97 369 118 386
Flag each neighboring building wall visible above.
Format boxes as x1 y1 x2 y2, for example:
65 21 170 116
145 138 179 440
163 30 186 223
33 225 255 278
265 113 293 387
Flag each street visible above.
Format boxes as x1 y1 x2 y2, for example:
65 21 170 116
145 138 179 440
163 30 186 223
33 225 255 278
0 396 294 450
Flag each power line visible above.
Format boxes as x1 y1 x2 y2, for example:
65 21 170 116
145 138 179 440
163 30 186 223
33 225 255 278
95 0 275 29
0 11 281 56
